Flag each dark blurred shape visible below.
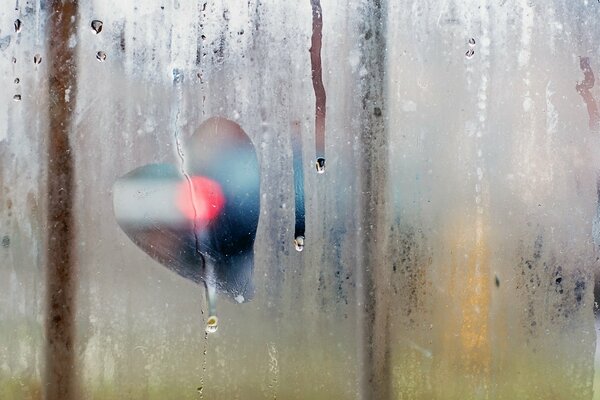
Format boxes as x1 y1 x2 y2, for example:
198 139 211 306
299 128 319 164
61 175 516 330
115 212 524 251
113 117 260 303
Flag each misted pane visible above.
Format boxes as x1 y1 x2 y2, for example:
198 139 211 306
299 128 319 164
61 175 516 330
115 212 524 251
1 1 599 400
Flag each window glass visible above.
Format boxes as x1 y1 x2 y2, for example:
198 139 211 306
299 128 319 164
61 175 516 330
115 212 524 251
1 1 599 399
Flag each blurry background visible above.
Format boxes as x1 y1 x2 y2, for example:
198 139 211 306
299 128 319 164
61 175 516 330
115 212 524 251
1 1 600 399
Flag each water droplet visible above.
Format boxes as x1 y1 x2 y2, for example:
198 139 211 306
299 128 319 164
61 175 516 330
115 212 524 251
33 54 42 64
294 235 305 252
465 49 475 59
494 275 500 287
0 36 12 51
11 57 16 64
91 20 103 34
234 294 245 303
316 157 325 173
197 386 203 393
205 315 218 333
204 278 218 332
172 68 184 84
13 94 21 102
96 50 106 62
14 78 19 84
14 19 22 33
468 37 476 47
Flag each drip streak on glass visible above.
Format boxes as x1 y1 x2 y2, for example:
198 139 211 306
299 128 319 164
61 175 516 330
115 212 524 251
356 1 392 398
291 121 306 242
309 0 326 164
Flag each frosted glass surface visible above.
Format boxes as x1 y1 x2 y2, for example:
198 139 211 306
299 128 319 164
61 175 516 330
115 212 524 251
1 1 600 399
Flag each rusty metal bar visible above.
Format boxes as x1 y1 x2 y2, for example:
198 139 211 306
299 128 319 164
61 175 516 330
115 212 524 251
45 1 78 399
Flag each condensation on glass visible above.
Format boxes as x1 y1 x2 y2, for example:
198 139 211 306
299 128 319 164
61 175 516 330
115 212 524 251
1 1 600 399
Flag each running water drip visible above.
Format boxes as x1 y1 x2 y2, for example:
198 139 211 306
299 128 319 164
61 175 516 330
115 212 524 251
206 276 219 333
309 0 327 171
204 262 218 334
291 121 306 250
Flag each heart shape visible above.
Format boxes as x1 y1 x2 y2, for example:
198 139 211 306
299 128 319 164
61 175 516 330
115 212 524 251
113 117 260 303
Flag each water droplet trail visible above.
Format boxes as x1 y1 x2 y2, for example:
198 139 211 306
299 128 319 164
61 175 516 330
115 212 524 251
198 331 208 399
170 68 212 336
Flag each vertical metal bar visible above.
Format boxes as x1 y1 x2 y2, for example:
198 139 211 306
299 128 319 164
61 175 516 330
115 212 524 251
45 1 78 399
356 0 391 399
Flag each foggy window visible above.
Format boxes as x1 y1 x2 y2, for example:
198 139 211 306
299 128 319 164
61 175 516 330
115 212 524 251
1 1 599 399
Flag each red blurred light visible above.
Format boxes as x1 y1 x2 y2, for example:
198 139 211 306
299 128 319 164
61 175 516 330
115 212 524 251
176 176 225 224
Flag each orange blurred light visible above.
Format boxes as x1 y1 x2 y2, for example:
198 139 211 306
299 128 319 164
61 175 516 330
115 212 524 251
176 176 225 224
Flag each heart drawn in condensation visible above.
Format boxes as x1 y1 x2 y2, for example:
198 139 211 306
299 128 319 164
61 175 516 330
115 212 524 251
113 117 260 304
